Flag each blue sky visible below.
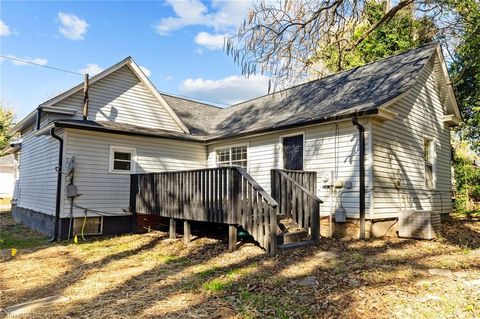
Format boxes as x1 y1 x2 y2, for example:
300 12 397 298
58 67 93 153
0 0 269 120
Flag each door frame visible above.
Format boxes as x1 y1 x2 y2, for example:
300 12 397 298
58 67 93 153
278 131 305 170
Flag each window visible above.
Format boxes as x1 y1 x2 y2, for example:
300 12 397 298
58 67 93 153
73 217 103 235
424 139 434 188
109 146 136 174
215 145 248 169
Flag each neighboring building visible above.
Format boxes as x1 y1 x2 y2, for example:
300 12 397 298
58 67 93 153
0 154 16 200
6 43 461 240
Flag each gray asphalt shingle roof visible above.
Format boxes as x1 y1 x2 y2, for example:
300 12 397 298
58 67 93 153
51 44 437 142
161 94 223 135
165 43 437 140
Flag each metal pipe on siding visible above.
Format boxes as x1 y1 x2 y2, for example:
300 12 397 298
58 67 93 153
82 73 89 120
49 128 63 241
352 115 366 239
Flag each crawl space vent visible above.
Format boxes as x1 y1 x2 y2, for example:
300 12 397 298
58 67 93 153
398 210 441 240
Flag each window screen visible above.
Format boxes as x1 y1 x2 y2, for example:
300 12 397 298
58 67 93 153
283 135 304 170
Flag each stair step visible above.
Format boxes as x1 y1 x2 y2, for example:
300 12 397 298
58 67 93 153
277 240 315 253
277 230 309 245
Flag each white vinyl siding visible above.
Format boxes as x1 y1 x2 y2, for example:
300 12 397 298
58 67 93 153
52 65 183 132
372 56 452 218
62 129 207 217
16 126 62 215
207 120 372 218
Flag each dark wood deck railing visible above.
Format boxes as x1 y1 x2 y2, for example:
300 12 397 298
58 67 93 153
130 167 279 254
278 169 317 194
271 169 322 243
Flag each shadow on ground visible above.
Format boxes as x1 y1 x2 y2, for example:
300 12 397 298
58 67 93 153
2 213 479 319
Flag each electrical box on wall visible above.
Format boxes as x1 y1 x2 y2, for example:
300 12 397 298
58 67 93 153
66 184 80 198
335 207 346 222
321 170 335 189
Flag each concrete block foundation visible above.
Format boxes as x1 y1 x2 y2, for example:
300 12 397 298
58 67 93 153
320 216 398 239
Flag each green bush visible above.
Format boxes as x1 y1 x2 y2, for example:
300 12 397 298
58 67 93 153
453 141 480 213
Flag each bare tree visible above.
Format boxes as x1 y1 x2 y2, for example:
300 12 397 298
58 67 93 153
225 0 469 88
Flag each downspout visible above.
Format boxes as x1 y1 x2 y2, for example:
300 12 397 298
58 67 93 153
35 107 42 130
352 115 366 239
50 127 63 242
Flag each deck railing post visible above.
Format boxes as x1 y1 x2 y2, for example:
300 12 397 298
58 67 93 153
231 169 240 224
228 225 237 252
269 206 277 256
311 200 320 244
129 174 138 233
169 218 176 239
183 220 191 244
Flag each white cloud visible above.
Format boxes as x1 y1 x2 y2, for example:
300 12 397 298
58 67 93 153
194 32 227 50
179 74 269 105
0 20 11 36
1 55 48 66
139 66 152 77
78 63 103 75
58 12 89 40
155 0 252 35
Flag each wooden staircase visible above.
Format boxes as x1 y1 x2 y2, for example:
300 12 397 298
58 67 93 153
271 169 322 253
130 167 322 256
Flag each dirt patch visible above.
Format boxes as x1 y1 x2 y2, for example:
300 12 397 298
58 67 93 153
1 212 479 318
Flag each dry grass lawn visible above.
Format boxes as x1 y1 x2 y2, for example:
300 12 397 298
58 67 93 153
1 210 479 319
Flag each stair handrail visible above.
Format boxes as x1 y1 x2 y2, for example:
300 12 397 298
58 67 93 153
271 169 321 244
271 169 323 203
235 167 278 207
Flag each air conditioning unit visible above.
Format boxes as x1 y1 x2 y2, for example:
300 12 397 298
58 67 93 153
398 210 441 240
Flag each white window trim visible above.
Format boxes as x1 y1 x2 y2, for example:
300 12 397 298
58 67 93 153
278 131 305 170
214 143 249 170
423 137 436 189
109 145 137 174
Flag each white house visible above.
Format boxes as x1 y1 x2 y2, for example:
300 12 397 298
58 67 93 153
7 43 461 246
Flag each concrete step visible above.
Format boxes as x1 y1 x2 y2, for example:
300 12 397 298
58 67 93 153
277 230 309 245
277 217 303 233
277 240 315 254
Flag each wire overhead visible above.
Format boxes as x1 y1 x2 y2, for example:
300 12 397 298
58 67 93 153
2 55 233 107
0 55 83 76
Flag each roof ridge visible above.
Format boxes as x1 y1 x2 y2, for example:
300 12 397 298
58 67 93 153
160 92 225 110
226 42 438 110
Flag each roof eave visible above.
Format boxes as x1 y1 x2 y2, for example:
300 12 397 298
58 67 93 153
205 109 379 143
434 45 462 120
53 121 204 142
10 109 38 134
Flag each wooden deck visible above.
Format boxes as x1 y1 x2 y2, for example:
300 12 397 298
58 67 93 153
129 167 321 255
